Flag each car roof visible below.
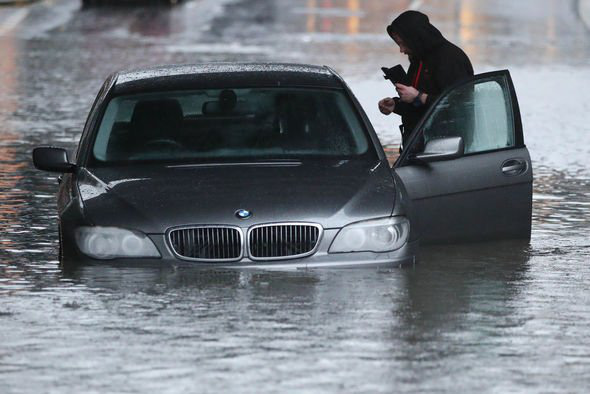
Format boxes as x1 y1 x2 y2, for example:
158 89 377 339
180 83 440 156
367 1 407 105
112 63 344 94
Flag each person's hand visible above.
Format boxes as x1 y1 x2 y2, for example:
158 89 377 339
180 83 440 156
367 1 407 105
378 97 395 115
395 83 420 103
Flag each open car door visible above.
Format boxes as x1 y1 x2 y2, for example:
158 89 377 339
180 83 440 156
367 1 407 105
393 70 532 244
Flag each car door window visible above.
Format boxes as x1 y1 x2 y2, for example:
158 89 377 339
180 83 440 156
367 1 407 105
421 75 516 154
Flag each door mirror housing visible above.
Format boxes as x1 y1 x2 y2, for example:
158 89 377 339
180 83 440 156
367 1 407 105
414 136 464 163
32 147 75 173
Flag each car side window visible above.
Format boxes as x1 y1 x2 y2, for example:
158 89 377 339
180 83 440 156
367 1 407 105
421 75 516 154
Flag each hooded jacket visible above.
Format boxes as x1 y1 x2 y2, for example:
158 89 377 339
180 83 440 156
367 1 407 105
387 11 474 145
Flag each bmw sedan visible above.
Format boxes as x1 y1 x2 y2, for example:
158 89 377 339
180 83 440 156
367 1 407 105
33 63 532 269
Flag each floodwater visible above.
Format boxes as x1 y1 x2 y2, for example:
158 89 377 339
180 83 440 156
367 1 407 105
1 0 590 392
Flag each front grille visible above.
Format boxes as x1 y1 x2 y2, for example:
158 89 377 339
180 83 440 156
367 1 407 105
248 224 322 260
169 226 242 261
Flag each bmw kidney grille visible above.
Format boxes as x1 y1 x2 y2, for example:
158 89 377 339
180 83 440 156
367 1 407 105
248 224 321 260
168 224 322 261
169 226 242 261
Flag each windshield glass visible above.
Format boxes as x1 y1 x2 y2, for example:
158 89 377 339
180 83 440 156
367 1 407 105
91 88 375 165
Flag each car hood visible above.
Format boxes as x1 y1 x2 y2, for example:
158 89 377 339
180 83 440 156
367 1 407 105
77 160 396 233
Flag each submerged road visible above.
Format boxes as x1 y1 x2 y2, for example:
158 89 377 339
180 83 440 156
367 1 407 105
0 0 589 392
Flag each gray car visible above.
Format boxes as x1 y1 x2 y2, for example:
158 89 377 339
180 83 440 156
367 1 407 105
32 63 532 269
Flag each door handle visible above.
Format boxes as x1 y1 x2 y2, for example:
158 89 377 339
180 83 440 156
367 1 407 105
502 159 527 176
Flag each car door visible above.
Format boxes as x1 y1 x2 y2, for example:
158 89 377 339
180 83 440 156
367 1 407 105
393 70 532 244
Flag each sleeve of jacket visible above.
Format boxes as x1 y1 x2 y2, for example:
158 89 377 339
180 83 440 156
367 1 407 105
393 98 413 116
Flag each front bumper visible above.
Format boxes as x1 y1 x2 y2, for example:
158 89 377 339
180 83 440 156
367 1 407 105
62 228 419 269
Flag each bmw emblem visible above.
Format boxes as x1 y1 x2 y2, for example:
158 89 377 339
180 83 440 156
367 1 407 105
235 209 252 219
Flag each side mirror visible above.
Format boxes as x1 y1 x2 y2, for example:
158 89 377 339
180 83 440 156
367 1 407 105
32 147 75 173
414 136 464 163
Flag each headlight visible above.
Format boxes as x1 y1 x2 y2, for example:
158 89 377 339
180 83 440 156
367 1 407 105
329 216 409 253
75 227 160 259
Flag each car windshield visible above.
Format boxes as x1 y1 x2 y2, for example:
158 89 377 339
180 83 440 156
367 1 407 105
91 88 375 164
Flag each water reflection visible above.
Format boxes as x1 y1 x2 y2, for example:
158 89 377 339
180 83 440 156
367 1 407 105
301 0 409 35
128 8 172 37
292 0 590 67
3 240 530 392
436 0 590 65
402 241 531 331
0 22 28 294
58 240 532 337
456 0 480 59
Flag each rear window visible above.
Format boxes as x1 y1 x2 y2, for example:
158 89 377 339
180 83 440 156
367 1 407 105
91 88 374 164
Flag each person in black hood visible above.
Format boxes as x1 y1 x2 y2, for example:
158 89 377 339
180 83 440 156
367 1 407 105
378 10 474 151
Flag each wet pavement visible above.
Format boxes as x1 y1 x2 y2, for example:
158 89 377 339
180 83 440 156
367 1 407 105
1 0 590 392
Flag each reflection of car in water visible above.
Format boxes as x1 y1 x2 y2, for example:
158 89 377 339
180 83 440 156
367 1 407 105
32 63 532 269
82 0 182 6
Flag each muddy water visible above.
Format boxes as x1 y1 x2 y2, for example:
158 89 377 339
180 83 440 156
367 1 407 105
1 0 589 392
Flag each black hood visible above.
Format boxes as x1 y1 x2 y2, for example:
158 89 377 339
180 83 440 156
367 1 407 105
77 161 396 233
387 11 446 61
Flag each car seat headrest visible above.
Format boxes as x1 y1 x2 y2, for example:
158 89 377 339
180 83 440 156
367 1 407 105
130 99 183 140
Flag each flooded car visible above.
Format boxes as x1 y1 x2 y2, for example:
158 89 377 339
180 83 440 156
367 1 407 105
32 63 531 269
